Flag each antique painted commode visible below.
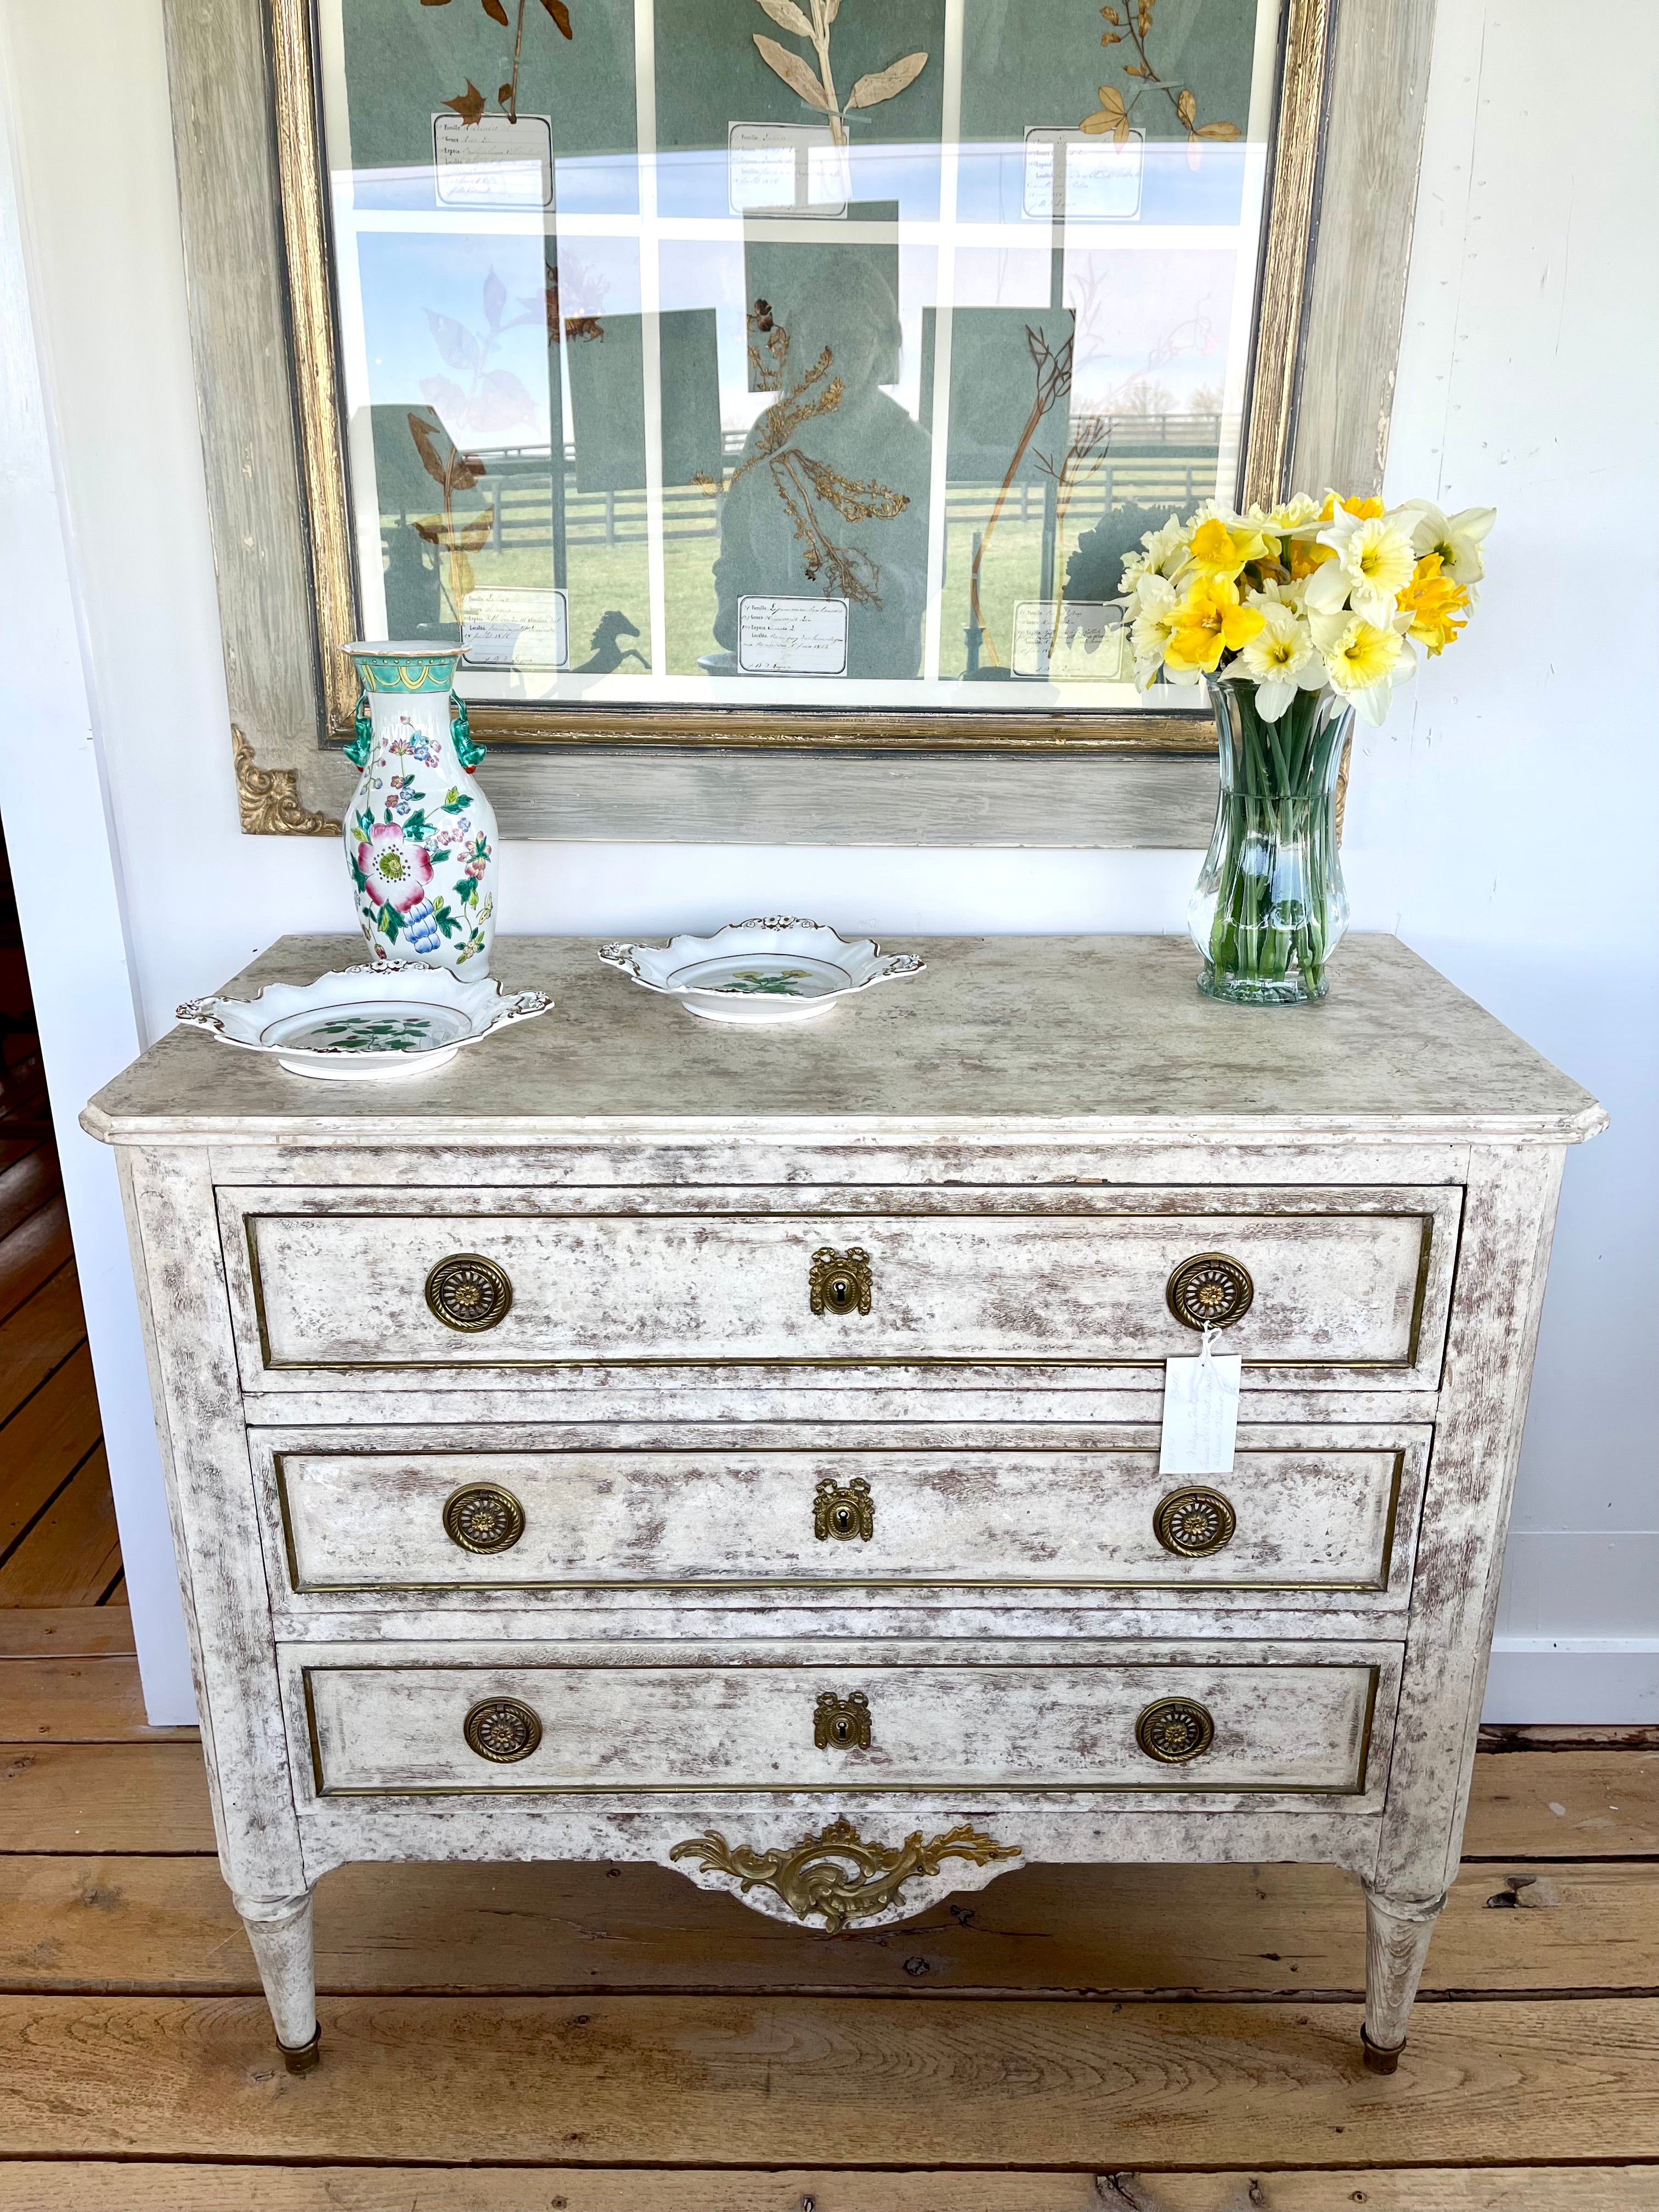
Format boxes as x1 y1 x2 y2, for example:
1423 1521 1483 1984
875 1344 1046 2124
83 933 1604 2073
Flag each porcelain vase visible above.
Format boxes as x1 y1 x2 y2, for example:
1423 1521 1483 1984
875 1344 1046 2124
341 643 496 977
1188 670 1352 1006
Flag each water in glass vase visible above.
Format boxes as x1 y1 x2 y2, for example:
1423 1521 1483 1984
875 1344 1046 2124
1189 673 1352 1006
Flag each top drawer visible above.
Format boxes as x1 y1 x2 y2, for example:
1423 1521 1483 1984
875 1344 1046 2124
220 1184 1459 1387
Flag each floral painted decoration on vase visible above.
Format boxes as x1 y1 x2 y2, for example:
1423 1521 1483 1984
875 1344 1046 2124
340 644 498 977
1118 492 1493 1004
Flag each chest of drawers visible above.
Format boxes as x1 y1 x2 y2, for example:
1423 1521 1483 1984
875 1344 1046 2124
84 933 1604 2074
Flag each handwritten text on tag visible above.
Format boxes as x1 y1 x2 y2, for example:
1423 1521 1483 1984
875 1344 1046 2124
1159 1328 1241 1476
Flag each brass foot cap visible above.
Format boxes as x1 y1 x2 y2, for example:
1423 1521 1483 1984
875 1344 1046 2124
280 2026 321 2075
1361 2028 1402 2075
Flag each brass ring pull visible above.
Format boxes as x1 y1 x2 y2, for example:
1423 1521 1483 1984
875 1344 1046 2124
814 1477 874 1541
426 1253 513 1333
1154 1487 1237 1558
463 1697 542 1764
814 1690 872 1750
443 1482 526 1555
1166 1252 1254 1331
810 1246 872 1317
1135 1697 1216 1764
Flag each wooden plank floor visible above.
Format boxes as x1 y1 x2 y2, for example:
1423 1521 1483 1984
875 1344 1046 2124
0 1139 123 1607
0 1618 1653 2207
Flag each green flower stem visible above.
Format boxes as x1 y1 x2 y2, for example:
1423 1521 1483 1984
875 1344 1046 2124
1199 676 1349 1005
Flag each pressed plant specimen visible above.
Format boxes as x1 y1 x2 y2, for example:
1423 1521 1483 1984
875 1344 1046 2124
1084 0 1239 162
424 0 573 130
967 324 1075 668
408 419 495 623
751 0 928 149
726 326 910 607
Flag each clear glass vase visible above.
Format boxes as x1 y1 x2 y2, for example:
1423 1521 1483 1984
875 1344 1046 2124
1188 672 1352 1006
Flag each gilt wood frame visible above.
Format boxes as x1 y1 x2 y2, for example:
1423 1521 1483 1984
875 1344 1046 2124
163 0 1436 840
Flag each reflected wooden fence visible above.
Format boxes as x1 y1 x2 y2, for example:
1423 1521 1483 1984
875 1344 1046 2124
472 416 1223 552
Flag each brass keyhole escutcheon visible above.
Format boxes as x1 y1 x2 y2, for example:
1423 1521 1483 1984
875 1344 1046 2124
814 1476 874 1542
443 1482 527 1555
1166 1252 1254 1332
809 1246 872 1317
814 1690 873 1750
1153 1486 1237 1559
1135 1697 1216 1765
426 1253 514 1333
463 1697 542 1764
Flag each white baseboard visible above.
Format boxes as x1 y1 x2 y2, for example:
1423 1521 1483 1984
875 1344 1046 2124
1481 1639 1659 1725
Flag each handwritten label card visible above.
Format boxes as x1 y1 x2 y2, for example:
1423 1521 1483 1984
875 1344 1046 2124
1023 126 1144 221
1012 601 1131 681
727 122 847 217
737 595 849 675
433 113 554 210
462 587 568 670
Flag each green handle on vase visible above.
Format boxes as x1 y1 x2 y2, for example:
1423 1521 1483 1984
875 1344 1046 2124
343 689 374 770
343 684 484 772
452 693 486 771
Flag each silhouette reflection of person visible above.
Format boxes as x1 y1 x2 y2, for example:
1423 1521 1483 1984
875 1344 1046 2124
713 256 930 679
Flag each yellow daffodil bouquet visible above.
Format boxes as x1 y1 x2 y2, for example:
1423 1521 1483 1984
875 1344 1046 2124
1120 491 1491 721
1121 491 1496 1006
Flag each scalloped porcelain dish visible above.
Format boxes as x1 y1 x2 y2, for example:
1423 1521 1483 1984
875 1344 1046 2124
174 963 553 1080
599 919 926 1025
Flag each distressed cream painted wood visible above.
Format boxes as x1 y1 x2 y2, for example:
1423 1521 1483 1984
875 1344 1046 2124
83 933 1602 2072
1292 0 1441 498
266 1433 1426 1600
226 1186 1457 1379
297 1648 1390 1801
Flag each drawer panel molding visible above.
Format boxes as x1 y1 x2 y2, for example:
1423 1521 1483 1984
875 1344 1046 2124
261 1434 1426 1600
295 1650 1391 1801
220 1184 1461 1385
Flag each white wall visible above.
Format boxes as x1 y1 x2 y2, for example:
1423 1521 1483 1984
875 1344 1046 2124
0 0 1651 1721
0 25 193 1718
1357 0 1659 1720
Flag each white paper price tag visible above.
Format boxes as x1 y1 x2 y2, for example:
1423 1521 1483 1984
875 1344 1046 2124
1159 1329 1241 1476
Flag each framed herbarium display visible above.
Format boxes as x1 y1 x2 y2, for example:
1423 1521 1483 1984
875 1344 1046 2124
165 0 1435 839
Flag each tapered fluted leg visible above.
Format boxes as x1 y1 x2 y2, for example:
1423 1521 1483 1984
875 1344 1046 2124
234 1888 320 2070
1361 1881 1445 2072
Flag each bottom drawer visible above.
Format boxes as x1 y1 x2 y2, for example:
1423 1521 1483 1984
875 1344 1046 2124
298 1650 1389 1799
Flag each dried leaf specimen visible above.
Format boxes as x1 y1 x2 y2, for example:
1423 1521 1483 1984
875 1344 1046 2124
1080 83 1131 142
771 454 876 602
845 52 929 109
404 260 566 618
1084 0 1239 164
515 257 608 349
747 297 791 391
751 0 928 149
442 78 489 125
413 503 494 616
426 0 573 129
729 328 909 605
969 325 1075 667
409 416 494 617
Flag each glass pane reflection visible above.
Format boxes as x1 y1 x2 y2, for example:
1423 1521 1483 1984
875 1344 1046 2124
318 0 1280 714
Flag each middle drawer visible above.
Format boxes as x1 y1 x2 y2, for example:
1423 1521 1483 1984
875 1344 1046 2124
256 1429 1427 1601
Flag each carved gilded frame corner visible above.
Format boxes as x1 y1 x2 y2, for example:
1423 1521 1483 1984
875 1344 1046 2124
164 0 1436 840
